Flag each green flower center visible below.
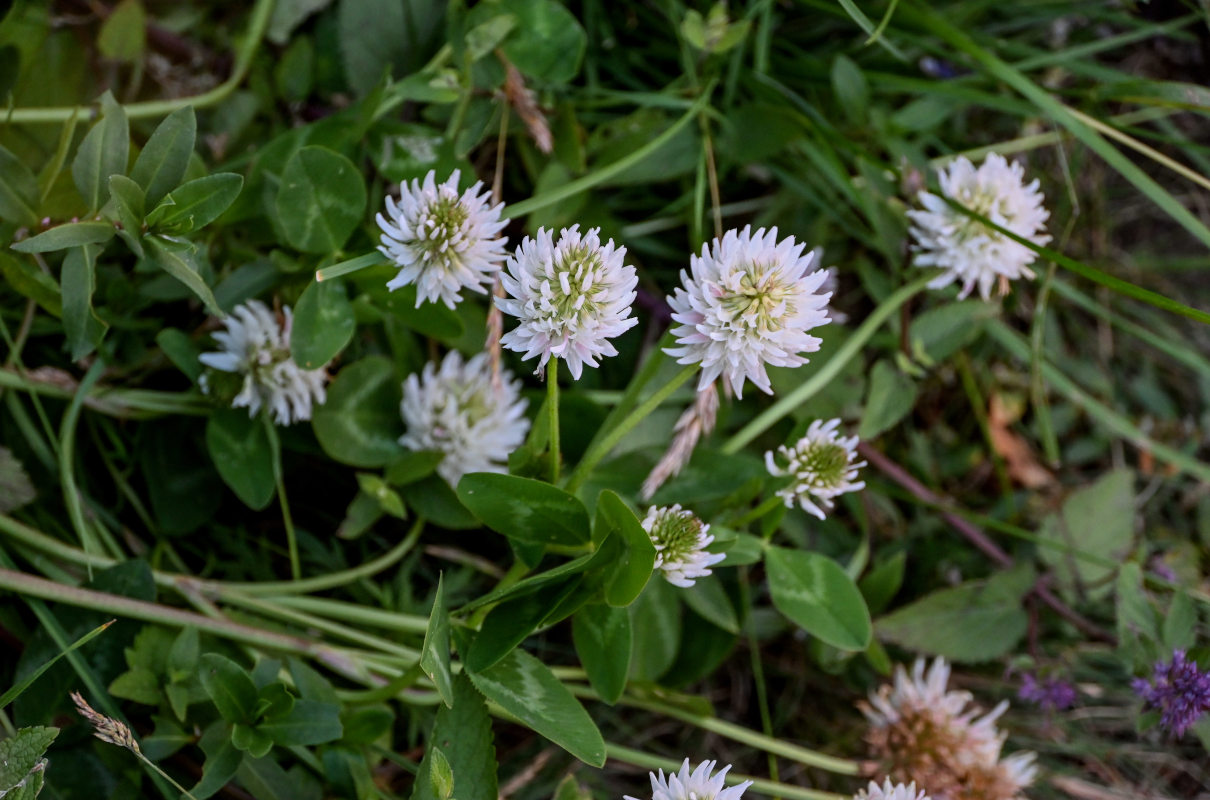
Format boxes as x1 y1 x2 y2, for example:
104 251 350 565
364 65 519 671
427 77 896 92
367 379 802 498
719 263 795 331
794 442 850 487
417 194 470 258
543 245 605 324
651 511 703 558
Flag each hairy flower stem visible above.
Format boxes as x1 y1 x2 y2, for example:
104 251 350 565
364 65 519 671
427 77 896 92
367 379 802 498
723 275 934 453
565 364 698 493
548 362 561 484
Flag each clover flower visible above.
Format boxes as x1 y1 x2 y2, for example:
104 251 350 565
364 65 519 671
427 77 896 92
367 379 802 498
198 300 328 425
399 350 530 486
624 759 752 800
1018 673 1078 713
765 418 866 520
641 504 725 588
908 153 1051 301
1133 649 1210 738
855 780 930 800
376 169 509 308
666 226 831 399
496 225 637 379
861 658 1037 800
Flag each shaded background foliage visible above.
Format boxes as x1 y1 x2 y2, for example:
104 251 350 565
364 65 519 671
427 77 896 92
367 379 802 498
1 0 1209 799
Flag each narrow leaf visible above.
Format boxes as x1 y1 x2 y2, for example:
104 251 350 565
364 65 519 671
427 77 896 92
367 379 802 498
130 106 197 207
72 91 129 212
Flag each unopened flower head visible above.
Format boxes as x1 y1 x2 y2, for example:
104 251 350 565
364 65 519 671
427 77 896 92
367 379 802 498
377 169 509 308
400 351 530 486
198 300 327 425
765 418 865 520
861 658 1037 800
497 225 638 379
642 504 725 588
624 758 752 800
854 780 930 800
666 226 831 399
908 153 1051 301
1132 649 1210 737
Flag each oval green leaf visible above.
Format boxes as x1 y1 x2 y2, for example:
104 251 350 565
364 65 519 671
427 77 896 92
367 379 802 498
276 145 367 254
290 279 355 369
312 356 404 467
572 604 631 705
467 647 606 766
766 547 872 652
206 409 276 510
456 473 591 546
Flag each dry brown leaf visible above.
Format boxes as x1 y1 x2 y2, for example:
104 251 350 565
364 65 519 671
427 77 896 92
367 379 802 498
988 393 1055 489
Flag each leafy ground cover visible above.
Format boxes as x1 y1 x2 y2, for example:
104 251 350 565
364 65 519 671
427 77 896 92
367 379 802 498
1 1 1209 799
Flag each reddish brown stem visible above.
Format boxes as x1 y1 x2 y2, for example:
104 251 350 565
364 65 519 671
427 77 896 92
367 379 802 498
858 442 1116 644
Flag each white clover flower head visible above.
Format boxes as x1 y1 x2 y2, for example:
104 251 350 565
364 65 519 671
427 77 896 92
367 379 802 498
854 780 930 800
376 169 509 309
198 300 328 425
765 418 865 520
641 504 725 588
861 658 1038 800
496 225 638 380
399 350 530 486
624 759 752 800
908 153 1051 301
666 225 832 399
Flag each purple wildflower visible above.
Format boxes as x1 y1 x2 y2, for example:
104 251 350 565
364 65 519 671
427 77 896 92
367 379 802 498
1019 673 1078 712
1133 650 1210 737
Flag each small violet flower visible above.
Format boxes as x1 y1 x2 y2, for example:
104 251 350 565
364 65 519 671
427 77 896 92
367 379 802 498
1133 650 1210 737
1018 673 1078 713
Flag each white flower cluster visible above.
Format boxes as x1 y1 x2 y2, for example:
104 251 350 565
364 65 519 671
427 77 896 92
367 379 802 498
625 759 751 800
398 351 530 486
909 153 1050 300
376 169 509 308
854 781 930 800
496 225 638 379
641 504 725 588
765 418 866 519
199 300 328 425
666 225 832 398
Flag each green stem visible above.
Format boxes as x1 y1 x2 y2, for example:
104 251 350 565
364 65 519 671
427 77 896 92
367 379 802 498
565 364 698 493
0 369 211 417
604 744 850 800
548 363 561 484
263 417 299 580
0 512 425 597
60 362 109 567
731 494 785 529
567 684 859 775
3 0 275 124
314 251 389 283
503 82 716 219
724 275 933 453
259 595 429 634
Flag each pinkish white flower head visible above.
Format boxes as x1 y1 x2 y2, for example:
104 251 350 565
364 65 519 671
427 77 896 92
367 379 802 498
666 226 831 399
625 759 752 800
641 504 725 588
862 658 1037 800
854 781 930 800
496 225 638 380
765 418 865 520
199 300 327 425
908 153 1051 301
399 351 530 486
376 169 509 309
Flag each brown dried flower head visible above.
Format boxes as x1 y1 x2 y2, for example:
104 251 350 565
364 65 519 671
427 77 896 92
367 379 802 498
859 658 1035 800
